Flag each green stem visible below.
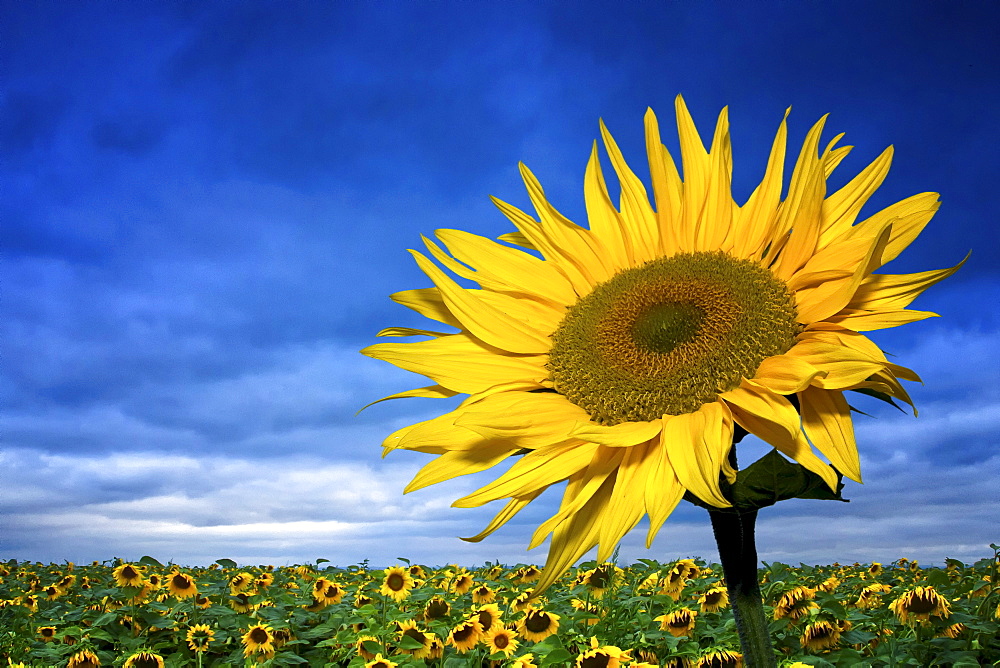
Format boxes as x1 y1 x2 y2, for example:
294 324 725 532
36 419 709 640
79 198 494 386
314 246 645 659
708 508 775 668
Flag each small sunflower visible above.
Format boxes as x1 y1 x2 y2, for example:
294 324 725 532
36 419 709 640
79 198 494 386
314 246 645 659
472 584 496 604
656 607 698 637
355 635 382 660
380 566 414 602
473 603 503 633
517 608 560 642
112 564 144 588
800 620 841 652
364 654 398 668
773 586 818 621
452 572 474 594
696 650 743 668
38 626 57 642
185 624 215 653
484 627 520 658
699 586 729 613
241 623 275 658
423 595 451 620
510 654 539 668
575 637 631 668
314 579 346 605
167 572 198 599
66 650 101 668
889 586 951 624
365 98 961 594
395 619 435 659
447 618 481 653
123 651 164 668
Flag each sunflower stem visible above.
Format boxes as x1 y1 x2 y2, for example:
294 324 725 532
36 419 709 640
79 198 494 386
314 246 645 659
708 508 776 668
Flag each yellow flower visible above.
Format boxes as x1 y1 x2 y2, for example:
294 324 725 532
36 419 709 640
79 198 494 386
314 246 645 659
185 624 215 653
241 623 275 658
483 627 519 657
889 585 951 624
517 608 560 642
575 637 631 667
773 586 818 621
66 650 101 668
471 584 496 604
395 619 435 659
123 651 164 668
424 595 451 620
112 564 144 588
699 586 729 613
509 654 539 668
365 97 962 594
38 626 57 642
696 650 743 668
167 572 198 599
656 607 698 637
364 654 398 668
800 620 841 651
380 566 414 602
472 603 503 633
447 618 481 653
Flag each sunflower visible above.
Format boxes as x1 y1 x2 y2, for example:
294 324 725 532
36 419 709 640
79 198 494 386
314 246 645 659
365 655 398 668
889 585 951 624
241 623 275 658
395 619 435 659
696 650 743 668
472 584 496 604
423 595 451 620
699 586 729 613
452 572 475 594
185 624 215 653
517 608 560 642
800 620 841 652
575 637 631 667
510 654 539 668
123 651 164 668
38 626 57 642
473 603 503 633
380 566 414 602
66 650 101 668
447 618 481 653
355 635 382 660
112 564 144 588
773 586 818 621
484 627 520 658
364 98 961 593
656 607 698 637
167 572 198 599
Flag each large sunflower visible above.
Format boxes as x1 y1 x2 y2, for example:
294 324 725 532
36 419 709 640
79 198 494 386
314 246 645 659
364 96 962 595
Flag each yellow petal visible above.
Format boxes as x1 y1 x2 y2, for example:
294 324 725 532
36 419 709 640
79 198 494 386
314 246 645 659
786 341 885 390
752 354 827 394
721 379 839 491
798 386 862 483
452 440 600 508
848 253 968 311
733 108 788 259
675 94 711 252
826 308 938 332
643 438 685 547
361 335 547 395
390 288 462 328
456 391 590 449
598 442 655 562
845 192 940 265
357 384 457 414
376 326 452 337
570 419 664 447
661 407 732 508
697 106 734 253
410 250 551 354
460 490 544 542
583 141 632 267
435 228 578 306
600 119 659 264
644 107 683 255
819 146 893 246
404 441 523 494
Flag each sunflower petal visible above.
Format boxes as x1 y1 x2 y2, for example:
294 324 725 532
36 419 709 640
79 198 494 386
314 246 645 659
410 250 551 354
456 392 591 449
733 108 788 259
357 384 458 414
600 119 660 264
644 107 683 255
643 438 685 547
390 288 462 328
460 490 545 542
721 379 839 491
598 442 654 562
404 441 523 494
848 253 968 311
826 308 938 331
819 146 893 246
753 354 827 394
584 141 632 267
570 419 664 447
661 408 732 508
798 386 862 483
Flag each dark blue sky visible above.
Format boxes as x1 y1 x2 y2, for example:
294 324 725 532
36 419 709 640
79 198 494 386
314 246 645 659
2 1 997 567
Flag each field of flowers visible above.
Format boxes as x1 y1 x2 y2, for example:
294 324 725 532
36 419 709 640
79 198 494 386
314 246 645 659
1 546 998 667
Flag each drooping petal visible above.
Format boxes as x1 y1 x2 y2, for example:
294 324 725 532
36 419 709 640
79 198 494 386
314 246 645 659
721 379 839 491
785 341 885 390
404 441 524 494
598 441 656 562
798 386 862 483
643 437 686 547
753 354 827 394
460 490 545 542
358 384 458 414
660 408 732 508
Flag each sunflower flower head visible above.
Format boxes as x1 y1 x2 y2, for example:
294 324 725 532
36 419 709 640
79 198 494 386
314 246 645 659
699 586 730 613
800 619 841 652
66 650 101 668
365 97 963 595
517 608 561 642
379 566 415 602
889 585 952 624
123 651 164 668
185 624 215 653
241 623 275 658
656 607 698 636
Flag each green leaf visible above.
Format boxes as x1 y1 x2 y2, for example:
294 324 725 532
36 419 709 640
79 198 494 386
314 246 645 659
397 634 427 650
215 558 237 569
316 558 330 564
138 555 164 568
542 648 573 665
396 557 411 565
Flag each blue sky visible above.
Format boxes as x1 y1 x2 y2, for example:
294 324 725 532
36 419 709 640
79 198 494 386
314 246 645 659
3 1 998 569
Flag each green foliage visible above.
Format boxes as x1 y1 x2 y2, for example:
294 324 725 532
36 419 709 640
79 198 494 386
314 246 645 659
0 545 998 666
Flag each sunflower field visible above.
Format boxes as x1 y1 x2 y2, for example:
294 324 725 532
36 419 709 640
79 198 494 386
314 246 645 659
1 546 998 668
